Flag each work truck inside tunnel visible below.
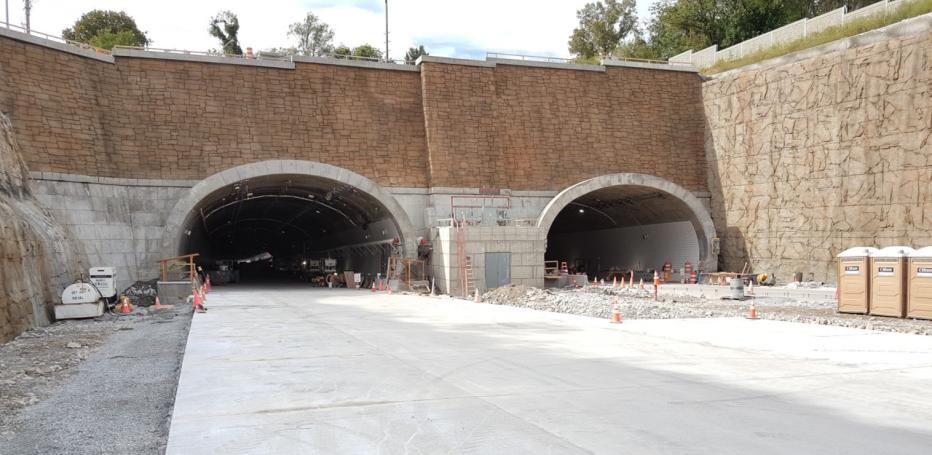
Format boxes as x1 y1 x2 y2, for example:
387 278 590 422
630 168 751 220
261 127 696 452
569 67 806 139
545 185 704 283
178 174 401 285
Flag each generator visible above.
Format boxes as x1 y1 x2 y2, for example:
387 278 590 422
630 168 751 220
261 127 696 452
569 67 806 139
89 267 117 302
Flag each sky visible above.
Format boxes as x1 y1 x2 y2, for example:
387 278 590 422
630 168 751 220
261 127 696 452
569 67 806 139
2 0 661 60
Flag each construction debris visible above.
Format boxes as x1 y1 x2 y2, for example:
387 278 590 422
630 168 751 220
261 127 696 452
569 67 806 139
122 279 158 307
481 285 932 336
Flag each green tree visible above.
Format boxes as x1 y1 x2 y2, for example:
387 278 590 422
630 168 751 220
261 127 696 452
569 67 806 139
288 12 334 56
352 44 383 60
333 44 352 58
209 10 242 55
404 45 429 63
568 0 638 58
62 10 150 49
636 0 809 60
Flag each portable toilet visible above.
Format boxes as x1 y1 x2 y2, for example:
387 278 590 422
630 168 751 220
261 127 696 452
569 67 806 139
908 247 932 320
836 247 877 314
870 246 914 318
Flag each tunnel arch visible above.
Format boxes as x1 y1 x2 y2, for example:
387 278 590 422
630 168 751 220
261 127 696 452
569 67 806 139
537 173 718 273
161 160 417 264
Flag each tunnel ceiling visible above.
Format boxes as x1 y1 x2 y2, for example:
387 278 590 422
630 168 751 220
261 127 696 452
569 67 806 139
549 186 697 235
186 174 396 258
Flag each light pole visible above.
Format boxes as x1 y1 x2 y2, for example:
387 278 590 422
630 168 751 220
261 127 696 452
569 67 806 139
5 0 9 27
384 0 389 62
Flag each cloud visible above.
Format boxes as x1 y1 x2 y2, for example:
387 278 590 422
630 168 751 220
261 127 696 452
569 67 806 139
9 0 662 60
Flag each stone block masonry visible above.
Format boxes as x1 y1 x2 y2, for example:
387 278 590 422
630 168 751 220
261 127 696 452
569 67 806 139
0 32 709 197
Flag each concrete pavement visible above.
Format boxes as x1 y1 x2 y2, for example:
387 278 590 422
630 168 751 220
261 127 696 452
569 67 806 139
167 286 932 454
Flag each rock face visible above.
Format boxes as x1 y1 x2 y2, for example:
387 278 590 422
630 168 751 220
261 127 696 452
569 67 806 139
0 113 82 342
703 22 932 282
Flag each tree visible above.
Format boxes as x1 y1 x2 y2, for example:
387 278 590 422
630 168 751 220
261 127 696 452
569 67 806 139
288 12 334 56
333 44 352 58
631 0 810 60
404 45 429 63
62 10 150 49
352 44 382 60
568 0 638 59
209 11 242 55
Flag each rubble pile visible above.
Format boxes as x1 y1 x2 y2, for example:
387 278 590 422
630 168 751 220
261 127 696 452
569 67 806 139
482 285 932 336
123 279 158 307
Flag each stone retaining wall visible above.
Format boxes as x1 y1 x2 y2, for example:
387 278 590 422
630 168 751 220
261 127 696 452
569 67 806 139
704 16 932 282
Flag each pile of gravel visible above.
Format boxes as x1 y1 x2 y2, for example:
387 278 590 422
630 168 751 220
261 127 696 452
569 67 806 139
482 284 932 336
123 279 158 306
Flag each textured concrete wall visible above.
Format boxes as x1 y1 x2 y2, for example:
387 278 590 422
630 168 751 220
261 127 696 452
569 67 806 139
703 19 932 282
29 174 193 291
420 60 708 192
0 35 429 187
0 114 82 341
0 32 707 196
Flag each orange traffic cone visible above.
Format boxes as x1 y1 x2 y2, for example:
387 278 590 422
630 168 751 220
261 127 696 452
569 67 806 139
620 276 626 288
629 271 635 289
610 299 622 324
474 289 481 303
612 276 618 288
746 303 760 320
371 281 377 293
192 290 206 313
639 278 644 290
154 295 162 310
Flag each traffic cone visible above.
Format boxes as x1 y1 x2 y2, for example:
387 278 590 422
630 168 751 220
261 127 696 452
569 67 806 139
639 278 644 290
612 276 618 288
195 290 207 313
746 303 760 320
371 281 377 293
474 289 481 303
600 279 605 286
154 295 162 310
610 299 622 324
747 281 755 297
620 276 626 288
629 271 635 289
653 271 660 301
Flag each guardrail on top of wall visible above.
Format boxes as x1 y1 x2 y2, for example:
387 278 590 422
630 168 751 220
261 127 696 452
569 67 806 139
668 0 913 69
1 21 111 54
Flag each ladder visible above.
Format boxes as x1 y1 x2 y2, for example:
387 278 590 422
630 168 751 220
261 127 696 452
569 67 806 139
463 255 477 298
454 215 476 298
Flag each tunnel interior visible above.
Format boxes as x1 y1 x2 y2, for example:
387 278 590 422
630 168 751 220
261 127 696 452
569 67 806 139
545 185 704 280
179 174 400 284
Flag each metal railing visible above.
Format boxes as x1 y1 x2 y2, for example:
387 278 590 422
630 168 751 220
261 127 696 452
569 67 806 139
669 0 918 69
486 52 576 64
1 21 111 54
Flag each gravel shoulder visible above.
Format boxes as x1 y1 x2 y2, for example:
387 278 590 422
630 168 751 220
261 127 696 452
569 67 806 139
0 305 192 454
483 285 932 336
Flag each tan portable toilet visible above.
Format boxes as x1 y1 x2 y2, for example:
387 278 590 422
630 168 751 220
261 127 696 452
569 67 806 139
836 247 878 314
908 247 932 320
870 246 914 318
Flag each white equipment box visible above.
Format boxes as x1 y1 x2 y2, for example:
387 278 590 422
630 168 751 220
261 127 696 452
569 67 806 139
89 267 117 300
56 282 105 319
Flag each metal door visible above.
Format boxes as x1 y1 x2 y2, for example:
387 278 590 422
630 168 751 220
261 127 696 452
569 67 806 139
485 252 511 289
